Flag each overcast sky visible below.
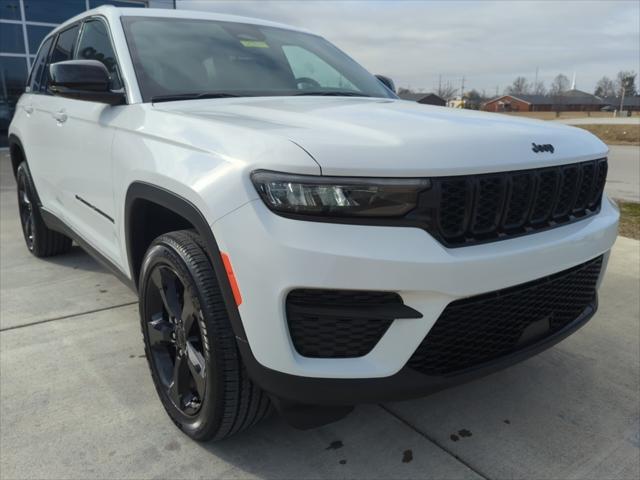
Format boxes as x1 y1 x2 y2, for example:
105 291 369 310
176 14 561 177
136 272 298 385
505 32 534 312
176 0 639 97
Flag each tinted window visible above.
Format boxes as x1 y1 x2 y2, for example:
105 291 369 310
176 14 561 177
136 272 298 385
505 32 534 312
0 22 25 54
0 0 21 20
27 35 53 92
24 0 84 24
28 25 54 55
122 17 393 101
50 25 80 64
76 19 122 89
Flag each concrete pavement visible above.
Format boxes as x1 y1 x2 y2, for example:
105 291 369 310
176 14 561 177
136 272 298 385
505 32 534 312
1 151 639 479
605 145 640 203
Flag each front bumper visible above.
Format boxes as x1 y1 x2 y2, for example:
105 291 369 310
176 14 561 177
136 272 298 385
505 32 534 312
237 297 597 405
212 195 618 399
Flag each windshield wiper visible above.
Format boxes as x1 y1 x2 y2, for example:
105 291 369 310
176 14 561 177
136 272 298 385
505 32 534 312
294 91 370 97
151 92 243 103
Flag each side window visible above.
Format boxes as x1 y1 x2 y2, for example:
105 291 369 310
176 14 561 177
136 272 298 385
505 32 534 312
44 24 80 90
50 25 80 64
76 19 122 90
27 36 54 93
282 45 356 91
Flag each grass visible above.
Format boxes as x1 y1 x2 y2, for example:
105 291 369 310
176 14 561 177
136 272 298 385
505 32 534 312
575 124 640 145
505 111 640 121
618 201 640 239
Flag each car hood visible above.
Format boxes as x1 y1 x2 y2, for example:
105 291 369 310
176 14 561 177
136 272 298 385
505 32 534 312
154 97 608 176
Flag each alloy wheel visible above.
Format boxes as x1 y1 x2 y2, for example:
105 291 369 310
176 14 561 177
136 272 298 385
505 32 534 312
145 264 207 416
17 175 35 251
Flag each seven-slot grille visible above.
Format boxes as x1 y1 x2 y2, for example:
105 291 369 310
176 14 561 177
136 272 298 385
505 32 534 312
407 256 603 376
419 159 607 246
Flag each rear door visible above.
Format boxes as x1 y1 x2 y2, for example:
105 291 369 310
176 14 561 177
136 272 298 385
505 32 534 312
44 18 125 264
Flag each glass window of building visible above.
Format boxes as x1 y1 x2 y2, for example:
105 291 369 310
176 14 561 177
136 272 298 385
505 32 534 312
76 19 122 89
27 25 54 55
0 22 25 54
0 56 27 132
0 0 21 20
90 0 146 7
24 0 85 24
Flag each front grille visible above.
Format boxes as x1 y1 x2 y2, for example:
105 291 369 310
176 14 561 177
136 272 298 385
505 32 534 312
419 159 607 246
286 289 401 358
408 256 603 376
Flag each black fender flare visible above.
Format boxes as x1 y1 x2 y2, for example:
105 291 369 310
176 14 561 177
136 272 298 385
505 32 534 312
8 134 44 206
124 181 249 343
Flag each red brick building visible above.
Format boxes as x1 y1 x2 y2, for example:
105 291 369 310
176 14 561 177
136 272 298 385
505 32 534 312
483 90 607 112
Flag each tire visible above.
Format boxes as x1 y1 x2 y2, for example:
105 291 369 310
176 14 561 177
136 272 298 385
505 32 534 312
16 162 72 257
138 229 271 441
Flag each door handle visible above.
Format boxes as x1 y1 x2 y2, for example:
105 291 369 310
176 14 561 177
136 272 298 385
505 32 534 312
53 110 67 123
23 105 34 114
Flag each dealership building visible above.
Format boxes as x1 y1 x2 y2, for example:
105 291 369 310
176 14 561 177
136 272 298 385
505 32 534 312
0 0 175 145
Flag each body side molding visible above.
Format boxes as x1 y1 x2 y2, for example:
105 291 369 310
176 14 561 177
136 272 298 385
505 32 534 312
75 194 115 223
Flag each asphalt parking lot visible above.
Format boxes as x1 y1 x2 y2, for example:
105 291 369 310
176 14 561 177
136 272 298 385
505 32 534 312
1 150 639 480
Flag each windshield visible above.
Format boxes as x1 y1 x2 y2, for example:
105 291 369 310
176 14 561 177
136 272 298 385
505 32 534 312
121 17 394 102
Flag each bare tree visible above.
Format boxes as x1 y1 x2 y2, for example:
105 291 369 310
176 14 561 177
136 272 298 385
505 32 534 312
594 76 616 98
464 89 483 109
436 81 458 101
532 80 546 95
549 74 570 96
505 76 530 95
615 71 637 97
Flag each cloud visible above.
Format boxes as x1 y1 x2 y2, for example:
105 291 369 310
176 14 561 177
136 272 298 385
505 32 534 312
178 0 640 95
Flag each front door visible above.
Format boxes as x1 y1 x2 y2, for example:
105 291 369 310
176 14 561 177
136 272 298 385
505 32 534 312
41 18 125 265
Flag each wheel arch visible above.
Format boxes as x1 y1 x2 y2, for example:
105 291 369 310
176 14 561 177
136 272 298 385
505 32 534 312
8 134 45 207
124 181 248 343
8 134 26 179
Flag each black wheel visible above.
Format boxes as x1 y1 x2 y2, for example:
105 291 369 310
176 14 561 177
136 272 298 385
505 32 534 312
16 162 72 257
139 230 270 441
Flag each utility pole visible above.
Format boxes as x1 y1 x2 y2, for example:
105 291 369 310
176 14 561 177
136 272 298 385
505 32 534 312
619 78 626 116
535 67 539 90
438 74 442 94
460 76 465 98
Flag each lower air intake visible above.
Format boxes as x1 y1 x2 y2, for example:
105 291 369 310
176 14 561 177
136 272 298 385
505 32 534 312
408 256 603 376
286 289 403 358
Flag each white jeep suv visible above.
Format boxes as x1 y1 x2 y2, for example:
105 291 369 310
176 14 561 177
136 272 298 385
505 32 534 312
9 6 619 441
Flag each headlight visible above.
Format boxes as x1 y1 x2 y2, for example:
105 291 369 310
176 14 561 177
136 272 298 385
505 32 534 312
251 170 430 217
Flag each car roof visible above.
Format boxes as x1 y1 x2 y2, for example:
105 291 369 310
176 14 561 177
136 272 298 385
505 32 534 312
53 5 311 36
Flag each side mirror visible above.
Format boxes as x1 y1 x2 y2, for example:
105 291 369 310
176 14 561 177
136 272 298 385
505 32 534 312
49 60 125 106
375 74 396 94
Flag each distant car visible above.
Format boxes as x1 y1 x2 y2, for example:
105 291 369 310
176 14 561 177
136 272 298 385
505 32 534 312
9 6 619 441
601 105 614 112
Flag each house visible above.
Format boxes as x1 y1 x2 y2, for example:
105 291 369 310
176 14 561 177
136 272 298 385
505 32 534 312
447 96 465 109
604 96 640 112
482 89 607 112
398 92 447 107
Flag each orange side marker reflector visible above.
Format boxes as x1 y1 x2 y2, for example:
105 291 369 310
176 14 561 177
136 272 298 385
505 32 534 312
221 252 242 306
